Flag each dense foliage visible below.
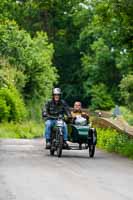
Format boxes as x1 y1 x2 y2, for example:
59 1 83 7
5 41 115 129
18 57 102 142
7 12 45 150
0 21 57 101
0 20 57 121
120 107 133 126
97 128 133 159
90 83 114 110
0 87 27 122
120 74 133 112
0 0 132 121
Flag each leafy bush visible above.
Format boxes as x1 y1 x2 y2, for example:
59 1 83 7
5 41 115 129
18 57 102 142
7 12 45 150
0 87 27 122
0 57 26 92
0 98 10 121
97 128 133 159
27 99 43 122
120 106 133 126
0 21 57 102
120 74 133 112
0 121 44 139
91 83 114 110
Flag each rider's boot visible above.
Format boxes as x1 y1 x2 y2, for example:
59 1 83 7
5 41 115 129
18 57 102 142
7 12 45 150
46 139 51 149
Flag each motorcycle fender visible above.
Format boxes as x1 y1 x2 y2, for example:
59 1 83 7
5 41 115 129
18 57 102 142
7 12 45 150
88 128 97 145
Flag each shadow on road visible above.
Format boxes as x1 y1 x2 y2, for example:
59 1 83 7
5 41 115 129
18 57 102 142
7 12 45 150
45 152 105 160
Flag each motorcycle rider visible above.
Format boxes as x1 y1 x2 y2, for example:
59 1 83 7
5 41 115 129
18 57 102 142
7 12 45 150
42 88 72 149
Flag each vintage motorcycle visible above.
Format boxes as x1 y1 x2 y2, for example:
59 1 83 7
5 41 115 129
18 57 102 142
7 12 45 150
47 115 97 158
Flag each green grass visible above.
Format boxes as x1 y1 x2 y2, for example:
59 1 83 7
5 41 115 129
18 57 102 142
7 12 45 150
97 128 133 159
0 121 44 139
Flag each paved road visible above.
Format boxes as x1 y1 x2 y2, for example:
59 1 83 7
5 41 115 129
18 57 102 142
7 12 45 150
0 139 133 200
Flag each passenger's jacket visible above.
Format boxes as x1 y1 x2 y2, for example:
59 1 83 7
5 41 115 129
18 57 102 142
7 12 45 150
42 99 71 119
71 109 89 122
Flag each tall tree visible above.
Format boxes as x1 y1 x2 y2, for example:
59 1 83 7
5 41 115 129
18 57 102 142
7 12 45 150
0 21 57 103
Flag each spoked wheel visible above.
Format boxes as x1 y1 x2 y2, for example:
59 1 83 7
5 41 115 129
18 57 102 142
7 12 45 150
50 146 55 156
89 145 95 158
57 135 63 157
50 136 55 156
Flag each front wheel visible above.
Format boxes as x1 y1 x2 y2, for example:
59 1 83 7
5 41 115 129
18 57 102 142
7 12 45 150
57 134 63 157
50 133 56 156
89 145 95 158
50 147 55 156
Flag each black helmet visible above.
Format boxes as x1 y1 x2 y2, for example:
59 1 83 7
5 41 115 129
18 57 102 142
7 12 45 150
53 88 61 95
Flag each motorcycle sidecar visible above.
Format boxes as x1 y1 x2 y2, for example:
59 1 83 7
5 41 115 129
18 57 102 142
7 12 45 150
68 124 97 157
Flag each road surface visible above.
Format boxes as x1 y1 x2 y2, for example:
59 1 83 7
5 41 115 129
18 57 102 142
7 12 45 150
0 139 133 200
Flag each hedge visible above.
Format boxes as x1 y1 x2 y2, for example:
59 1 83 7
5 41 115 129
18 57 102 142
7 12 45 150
0 87 27 122
0 121 44 139
97 128 133 159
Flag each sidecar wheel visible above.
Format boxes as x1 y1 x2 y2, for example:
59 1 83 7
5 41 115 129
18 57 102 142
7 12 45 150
89 145 95 158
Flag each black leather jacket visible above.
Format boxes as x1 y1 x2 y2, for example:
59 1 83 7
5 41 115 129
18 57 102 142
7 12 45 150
42 99 71 119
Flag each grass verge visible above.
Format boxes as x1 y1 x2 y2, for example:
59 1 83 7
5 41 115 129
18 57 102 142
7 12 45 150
97 128 133 159
0 121 44 139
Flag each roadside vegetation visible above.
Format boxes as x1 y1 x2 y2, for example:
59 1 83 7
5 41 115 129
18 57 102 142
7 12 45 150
97 128 133 159
0 121 43 139
120 107 133 126
110 106 133 126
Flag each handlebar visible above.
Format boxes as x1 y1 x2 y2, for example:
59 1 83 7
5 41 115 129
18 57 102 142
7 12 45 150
45 114 65 120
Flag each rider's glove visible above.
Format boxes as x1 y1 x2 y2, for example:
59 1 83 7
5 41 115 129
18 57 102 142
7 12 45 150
42 111 47 118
